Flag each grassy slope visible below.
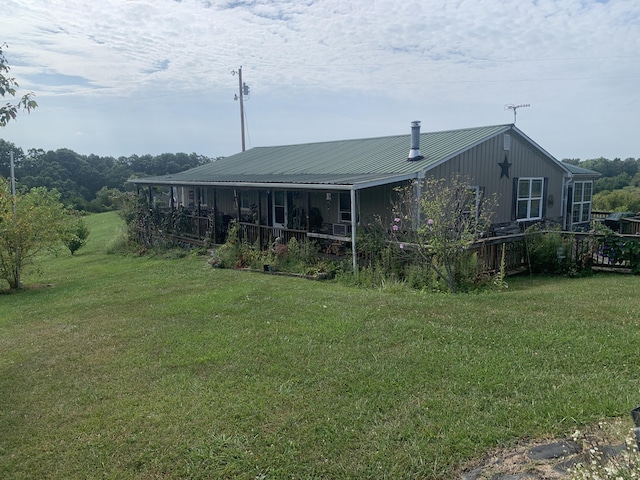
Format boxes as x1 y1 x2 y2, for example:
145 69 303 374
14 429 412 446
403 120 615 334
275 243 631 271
1 211 639 479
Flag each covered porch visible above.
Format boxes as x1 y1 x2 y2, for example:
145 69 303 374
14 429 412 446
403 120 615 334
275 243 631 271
137 182 362 269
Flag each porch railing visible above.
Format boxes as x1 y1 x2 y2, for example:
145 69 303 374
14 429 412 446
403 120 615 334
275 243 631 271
150 209 638 274
237 222 308 248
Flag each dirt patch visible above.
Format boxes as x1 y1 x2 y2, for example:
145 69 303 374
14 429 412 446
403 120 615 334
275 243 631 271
457 419 635 479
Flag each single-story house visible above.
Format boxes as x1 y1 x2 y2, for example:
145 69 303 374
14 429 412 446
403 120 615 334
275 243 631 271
131 121 599 268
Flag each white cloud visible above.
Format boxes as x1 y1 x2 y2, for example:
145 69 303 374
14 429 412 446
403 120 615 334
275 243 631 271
1 0 639 159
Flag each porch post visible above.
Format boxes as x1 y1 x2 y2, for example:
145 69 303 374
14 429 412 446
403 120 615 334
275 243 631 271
306 192 311 232
350 188 357 273
212 188 218 244
196 188 202 238
235 189 241 221
258 190 264 247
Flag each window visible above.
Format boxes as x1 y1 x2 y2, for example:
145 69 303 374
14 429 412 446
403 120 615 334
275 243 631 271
463 186 481 222
339 192 351 223
197 187 208 206
572 181 593 224
273 190 286 227
240 190 252 210
516 178 544 221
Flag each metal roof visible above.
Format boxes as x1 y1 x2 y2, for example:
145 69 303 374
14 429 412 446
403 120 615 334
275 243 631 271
561 162 602 177
132 124 528 189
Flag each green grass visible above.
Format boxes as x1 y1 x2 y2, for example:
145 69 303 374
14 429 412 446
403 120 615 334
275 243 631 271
1 211 640 479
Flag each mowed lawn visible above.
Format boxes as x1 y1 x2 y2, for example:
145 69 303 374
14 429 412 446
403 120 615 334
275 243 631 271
1 212 639 479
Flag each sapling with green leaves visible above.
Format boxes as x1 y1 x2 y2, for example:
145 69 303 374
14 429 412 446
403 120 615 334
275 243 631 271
64 214 90 255
390 173 498 293
0 178 69 288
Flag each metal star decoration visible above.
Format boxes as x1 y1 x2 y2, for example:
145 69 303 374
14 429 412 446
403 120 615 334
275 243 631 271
499 155 512 179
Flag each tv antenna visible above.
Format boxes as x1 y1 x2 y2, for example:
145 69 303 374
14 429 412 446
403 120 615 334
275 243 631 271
505 103 530 124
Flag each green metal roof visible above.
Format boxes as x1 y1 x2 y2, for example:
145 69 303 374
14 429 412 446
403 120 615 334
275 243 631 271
133 124 523 188
561 162 602 177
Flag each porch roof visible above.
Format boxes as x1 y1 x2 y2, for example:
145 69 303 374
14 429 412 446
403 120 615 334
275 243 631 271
133 124 514 189
132 172 419 190
562 162 602 177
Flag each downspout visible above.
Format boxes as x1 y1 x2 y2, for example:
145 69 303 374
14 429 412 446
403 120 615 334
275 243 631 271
562 172 573 230
351 188 357 273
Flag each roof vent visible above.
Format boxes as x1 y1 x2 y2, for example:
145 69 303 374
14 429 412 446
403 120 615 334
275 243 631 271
407 120 424 161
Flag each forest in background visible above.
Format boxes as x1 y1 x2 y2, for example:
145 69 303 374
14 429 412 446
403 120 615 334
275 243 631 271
1 137 639 213
563 157 640 212
0 138 216 212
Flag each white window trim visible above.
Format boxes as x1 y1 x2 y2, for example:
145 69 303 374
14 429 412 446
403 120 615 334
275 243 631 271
516 177 544 222
464 186 481 223
571 181 593 225
272 190 287 228
338 192 351 223
197 187 208 207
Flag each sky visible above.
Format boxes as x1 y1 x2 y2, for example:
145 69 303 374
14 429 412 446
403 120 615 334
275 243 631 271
1 0 638 161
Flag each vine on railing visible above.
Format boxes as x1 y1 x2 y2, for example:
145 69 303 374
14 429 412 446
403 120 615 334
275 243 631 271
597 235 640 273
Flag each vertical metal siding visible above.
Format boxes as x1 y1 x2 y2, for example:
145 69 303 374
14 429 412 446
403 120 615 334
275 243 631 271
427 133 564 225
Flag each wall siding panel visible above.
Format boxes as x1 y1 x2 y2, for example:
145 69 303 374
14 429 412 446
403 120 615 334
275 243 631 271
426 132 565 226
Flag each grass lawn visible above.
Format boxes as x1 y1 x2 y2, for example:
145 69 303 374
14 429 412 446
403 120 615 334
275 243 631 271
1 211 639 479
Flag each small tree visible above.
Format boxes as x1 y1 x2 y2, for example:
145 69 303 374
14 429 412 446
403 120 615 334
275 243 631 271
390 174 498 293
1 43 37 126
0 178 68 289
64 214 90 255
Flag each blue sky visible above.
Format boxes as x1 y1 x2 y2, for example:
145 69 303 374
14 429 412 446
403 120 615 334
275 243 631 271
1 0 638 161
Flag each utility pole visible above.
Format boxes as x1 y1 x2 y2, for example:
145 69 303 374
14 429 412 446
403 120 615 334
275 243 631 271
9 150 20 288
232 67 250 152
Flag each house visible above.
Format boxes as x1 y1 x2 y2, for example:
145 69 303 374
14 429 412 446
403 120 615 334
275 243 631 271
131 122 599 268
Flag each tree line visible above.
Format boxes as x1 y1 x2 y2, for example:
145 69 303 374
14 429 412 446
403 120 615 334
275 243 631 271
0 139 217 212
562 157 640 212
2 138 639 214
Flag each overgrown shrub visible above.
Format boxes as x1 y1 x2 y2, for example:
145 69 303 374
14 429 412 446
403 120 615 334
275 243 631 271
597 235 640 274
525 224 572 274
212 221 257 268
64 216 90 255
211 225 332 278
389 174 498 293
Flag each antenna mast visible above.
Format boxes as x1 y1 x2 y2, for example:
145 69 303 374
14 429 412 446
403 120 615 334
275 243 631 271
232 67 250 152
505 103 530 124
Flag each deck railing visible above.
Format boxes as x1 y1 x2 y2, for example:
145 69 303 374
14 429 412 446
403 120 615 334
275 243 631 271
471 231 640 274
149 210 639 274
470 235 528 274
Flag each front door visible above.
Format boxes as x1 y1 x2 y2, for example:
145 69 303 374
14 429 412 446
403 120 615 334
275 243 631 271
273 190 287 229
